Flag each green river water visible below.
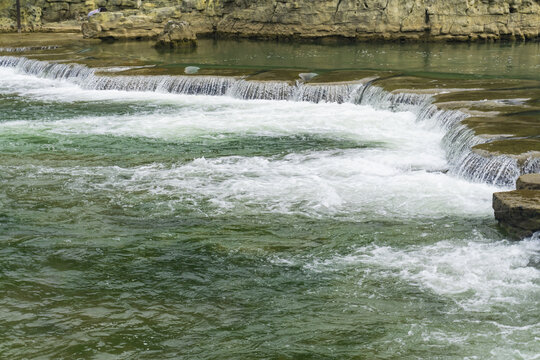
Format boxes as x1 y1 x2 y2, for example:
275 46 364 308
0 38 539 359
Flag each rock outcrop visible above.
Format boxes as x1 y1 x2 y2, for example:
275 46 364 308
82 12 162 39
516 173 540 191
493 173 540 239
3 0 540 41
155 20 197 47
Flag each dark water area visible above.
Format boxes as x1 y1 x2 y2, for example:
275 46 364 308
11 37 540 80
107 40 540 78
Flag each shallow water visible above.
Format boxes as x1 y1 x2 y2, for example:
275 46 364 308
0 41 539 359
88 40 539 80
3 37 540 79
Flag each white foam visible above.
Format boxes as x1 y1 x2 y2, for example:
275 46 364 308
305 234 540 311
0 67 64 93
1 63 503 218
7 149 497 219
0 69 442 161
0 71 446 174
2 100 436 147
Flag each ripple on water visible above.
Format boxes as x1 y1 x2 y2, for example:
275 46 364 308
1 58 538 359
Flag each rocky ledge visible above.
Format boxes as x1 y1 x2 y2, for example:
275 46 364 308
2 0 540 42
493 174 540 239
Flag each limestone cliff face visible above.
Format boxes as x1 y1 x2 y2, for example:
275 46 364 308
2 0 540 41
0 0 142 25
213 0 540 41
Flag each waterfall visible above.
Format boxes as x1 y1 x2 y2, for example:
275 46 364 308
293 83 363 103
352 81 533 186
355 85 432 111
89 75 236 96
524 157 540 174
226 80 363 103
0 46 60 53
0 56 94 81
227 80 294 100
452 153 520 186
0 57 361 103
1 55 536 186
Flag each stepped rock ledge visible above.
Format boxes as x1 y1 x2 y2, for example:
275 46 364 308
493 174 540 239
1 0 540 41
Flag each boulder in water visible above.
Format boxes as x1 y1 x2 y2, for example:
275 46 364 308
155 21 197 48
493 174 540 239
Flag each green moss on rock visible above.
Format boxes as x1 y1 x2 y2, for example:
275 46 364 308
473 139 540 156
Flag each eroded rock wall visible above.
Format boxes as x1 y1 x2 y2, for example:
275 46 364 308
207 0 540 40
2 0 540 41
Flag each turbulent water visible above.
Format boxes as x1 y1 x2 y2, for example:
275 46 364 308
1 47 539 359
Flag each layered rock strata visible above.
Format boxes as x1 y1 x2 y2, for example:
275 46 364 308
2 0 540 41
493 174 540 239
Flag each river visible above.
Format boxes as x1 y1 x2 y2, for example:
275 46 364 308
0 39 539 359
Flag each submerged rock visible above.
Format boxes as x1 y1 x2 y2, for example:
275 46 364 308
155 21 197 48
184 66 200 74
493 174 540 239
299 73 318 82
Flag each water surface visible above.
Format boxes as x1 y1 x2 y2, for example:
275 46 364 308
0 40 539 359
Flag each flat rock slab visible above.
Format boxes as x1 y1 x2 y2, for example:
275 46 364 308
517 173 540 190
493 189 540 239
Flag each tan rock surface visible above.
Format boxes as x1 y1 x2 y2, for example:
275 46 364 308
517 173 540 191
82 11 161 39
155 20 197 47
493 174 540 239
3 0 540 41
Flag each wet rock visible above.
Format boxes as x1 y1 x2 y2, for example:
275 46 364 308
493 174 540 239
155 20 197 48
517 173 540 191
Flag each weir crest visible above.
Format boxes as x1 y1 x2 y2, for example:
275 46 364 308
0 55 535 187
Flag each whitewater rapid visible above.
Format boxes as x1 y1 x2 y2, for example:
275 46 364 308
0 66 500 219
2 55 536 186
1 59 539 359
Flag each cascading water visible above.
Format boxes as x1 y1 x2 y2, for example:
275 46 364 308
0 55 531 186
227 79 294 100
1 46 539 359
355 84 433 111
524 156 540 174
0 45 60 53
